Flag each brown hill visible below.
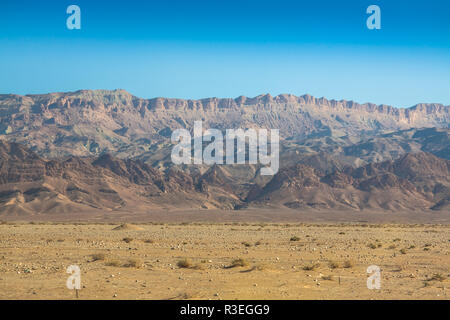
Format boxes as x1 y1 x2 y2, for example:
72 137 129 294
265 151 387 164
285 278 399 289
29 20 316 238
0 141 241 216
0 139 448 216
250 152 449 211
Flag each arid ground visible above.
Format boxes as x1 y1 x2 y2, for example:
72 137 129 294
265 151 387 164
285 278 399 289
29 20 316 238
0 219 448 300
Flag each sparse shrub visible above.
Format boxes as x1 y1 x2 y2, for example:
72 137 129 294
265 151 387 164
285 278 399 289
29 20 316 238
338 232 345 235
329 261 340 269
229 258 249 268
290 236 301 242
122 237 133 243
408 245 416 249
105 260 121 267
91 253 106 261
399 248 407 255
343 260 353 268
429 273 446 282
367 243 377 249
423 247 430 251
123 259 141 268
303 262 320 271
322 275 333 280
393 238 401 242
143 239 154 243
177 259 193 268
177 258 204 270
241 242 252 247
254 240 262 246
388 244 397 249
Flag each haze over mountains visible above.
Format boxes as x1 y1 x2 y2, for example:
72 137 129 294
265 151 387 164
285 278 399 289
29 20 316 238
0 90 448 217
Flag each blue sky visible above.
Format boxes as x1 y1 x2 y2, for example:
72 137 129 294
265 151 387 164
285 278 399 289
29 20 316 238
0 0 449 107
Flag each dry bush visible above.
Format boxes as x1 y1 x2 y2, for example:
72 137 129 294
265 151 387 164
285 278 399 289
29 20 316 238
143 239 154 243
177 258 203 270
228 258 249 268
429 273 446 282
241 242 252 247
290 236 301 242
177 259 193 268
343 260 353 268
367 243 377 249
105 260 121 267
303 262 320 271
399 248 407 254
122 237 133 243
321 275 333 280
329 261 340 269
91 253 106 261
123 259 142 268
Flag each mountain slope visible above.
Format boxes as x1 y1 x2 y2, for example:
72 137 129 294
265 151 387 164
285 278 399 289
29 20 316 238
0 141 243 216
250 152 450 211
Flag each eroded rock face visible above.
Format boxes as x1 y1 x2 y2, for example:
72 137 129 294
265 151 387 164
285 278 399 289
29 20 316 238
0 90 448 159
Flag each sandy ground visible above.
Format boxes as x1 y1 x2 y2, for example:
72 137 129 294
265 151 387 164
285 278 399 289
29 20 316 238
0 222 448 300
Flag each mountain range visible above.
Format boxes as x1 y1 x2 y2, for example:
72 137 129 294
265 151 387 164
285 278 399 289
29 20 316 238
0 90 448 217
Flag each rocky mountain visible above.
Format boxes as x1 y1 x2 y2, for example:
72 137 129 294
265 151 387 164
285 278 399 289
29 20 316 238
0 140 245 215
0 90 448 161
0 140 448 216
0 90 448 217
249 153 450 211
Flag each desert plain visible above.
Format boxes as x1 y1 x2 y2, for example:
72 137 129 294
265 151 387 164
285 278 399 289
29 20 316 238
0 211 448 300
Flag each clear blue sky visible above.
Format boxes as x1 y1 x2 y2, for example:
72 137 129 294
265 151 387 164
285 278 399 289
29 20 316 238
0 0 449 107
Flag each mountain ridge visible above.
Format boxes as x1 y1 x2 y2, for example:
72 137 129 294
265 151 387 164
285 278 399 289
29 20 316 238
2 89 448 113
0 89 448 161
